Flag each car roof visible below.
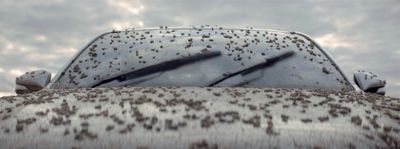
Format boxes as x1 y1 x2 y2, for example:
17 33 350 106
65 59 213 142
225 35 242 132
48 26 353 90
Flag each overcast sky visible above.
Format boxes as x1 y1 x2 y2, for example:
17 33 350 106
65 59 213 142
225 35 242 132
0 0 399 97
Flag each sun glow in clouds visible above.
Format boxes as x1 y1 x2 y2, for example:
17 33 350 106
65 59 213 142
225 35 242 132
111 21 130 30
138 21 144 27
0 92 14 97
315 33 354 49
111 20 144 30
10 69 24 76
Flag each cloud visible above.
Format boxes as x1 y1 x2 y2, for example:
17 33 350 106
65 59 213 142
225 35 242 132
0 0 399 97
106 0 145 15
395 50 400 56
315 33 356 49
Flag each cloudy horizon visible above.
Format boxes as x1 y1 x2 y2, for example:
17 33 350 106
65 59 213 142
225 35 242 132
0 0 399 97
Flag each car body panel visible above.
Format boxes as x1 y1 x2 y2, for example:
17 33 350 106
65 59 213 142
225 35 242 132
0 87 399 148
48 26 353 91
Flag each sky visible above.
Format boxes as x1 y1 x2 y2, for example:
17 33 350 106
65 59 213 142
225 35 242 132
0 0 399 97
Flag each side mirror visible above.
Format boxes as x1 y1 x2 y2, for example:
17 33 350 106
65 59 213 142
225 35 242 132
354 70 386 95
15 70 51 94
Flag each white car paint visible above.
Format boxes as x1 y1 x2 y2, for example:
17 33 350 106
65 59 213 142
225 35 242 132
0 87 399 148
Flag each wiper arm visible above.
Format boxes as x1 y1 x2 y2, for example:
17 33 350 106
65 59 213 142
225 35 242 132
207 50 295 87
93 51 222 87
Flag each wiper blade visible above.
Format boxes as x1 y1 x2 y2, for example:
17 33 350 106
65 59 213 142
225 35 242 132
93 51 222 87
207 50 295 87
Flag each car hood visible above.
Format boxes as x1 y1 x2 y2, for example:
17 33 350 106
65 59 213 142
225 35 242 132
0 87 399 148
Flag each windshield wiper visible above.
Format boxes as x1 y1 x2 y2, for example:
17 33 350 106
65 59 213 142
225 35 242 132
206 50 295 87
93 51 222 87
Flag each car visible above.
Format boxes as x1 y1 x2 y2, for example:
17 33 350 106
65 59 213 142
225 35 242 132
1 26 398 148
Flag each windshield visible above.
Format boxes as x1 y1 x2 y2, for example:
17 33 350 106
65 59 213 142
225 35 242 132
50 26 354 91
207 50 295 87
94 51 221 87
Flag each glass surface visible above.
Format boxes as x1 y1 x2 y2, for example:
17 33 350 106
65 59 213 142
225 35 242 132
51 27 354 91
